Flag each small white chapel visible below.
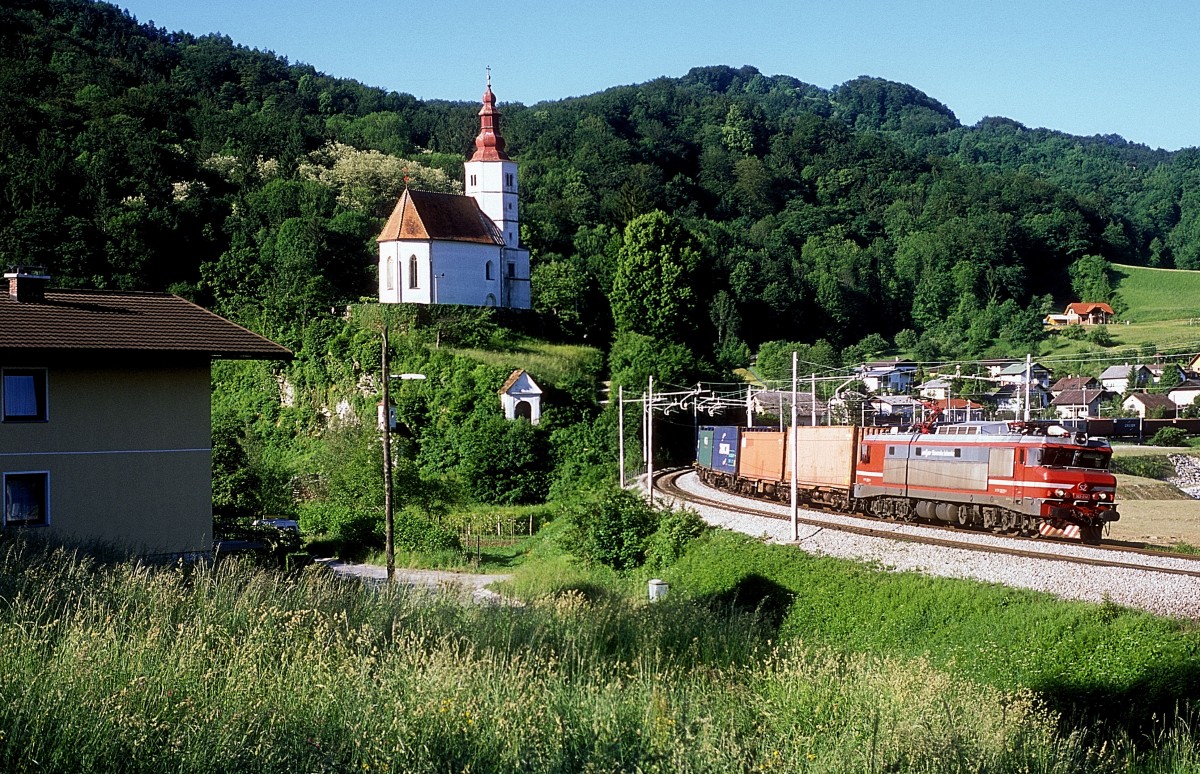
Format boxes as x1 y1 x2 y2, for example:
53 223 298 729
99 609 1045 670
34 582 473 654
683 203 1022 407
377 73 531 309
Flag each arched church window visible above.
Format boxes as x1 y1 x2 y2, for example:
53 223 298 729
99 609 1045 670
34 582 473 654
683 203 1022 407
485 261 494 281
408 255 418 288
485 293 497 306
385 256 394 290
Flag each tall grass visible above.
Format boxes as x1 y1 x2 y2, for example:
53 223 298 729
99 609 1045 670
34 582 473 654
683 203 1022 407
0 537 1156 773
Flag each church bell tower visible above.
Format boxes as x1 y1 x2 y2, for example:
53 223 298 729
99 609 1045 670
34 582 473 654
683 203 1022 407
463 70 520 249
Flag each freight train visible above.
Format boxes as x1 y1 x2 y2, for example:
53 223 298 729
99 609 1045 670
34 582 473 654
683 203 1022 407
695 421 1120 543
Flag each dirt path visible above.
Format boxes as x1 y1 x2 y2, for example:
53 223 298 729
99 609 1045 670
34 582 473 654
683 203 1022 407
315 559 515 603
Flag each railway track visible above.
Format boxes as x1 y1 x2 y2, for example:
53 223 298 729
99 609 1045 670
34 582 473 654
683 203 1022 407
655 467 1200 581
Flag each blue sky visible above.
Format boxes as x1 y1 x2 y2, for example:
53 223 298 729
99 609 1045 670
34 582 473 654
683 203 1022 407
117 0 1199 151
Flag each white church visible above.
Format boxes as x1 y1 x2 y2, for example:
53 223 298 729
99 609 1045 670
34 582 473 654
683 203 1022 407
377 76 531 309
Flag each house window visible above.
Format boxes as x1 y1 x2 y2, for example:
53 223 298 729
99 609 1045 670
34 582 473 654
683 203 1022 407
3 368 47 422
507 262 515 278
3 472 48 527
408 255 418 289
485 260 494 281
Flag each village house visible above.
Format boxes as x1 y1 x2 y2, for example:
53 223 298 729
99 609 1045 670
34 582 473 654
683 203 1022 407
0 269 290 558
977 358 1022 379
866 394 923 426
377 75 531 309
916 377 952 401
1050 389 1107 420
930 397 984 423
988 383 1050 417
1146 362 1186 385
1063 302 1115 325
750 390 827 426
856 358 918 394
1122 392 1178 419
996 361 1052 390
1049 375 1100 398
1169 381 1200 411
1099 364 1152 394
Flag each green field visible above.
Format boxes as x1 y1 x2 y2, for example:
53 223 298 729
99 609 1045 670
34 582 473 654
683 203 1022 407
1111 265 1200 324
1039 264 1200 363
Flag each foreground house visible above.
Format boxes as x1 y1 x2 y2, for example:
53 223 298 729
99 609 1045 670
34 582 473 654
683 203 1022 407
0 270 290 558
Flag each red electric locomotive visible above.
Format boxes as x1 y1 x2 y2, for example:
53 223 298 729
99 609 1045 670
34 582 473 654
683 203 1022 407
695 421 1120 543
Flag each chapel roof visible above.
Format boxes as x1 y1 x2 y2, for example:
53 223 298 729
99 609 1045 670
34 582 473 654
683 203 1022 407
376 189 506 245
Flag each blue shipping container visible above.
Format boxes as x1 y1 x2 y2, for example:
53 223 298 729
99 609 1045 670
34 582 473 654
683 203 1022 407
710 426 739 474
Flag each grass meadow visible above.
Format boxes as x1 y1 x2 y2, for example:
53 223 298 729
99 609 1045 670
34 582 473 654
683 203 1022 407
1039 264 1200 360
1 524 1199 772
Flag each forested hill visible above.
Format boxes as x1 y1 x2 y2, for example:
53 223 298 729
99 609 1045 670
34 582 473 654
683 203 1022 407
3 0 1200 365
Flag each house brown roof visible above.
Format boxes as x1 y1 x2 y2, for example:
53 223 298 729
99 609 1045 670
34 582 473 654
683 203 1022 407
1050 389 1106 406
1065 302 1114 316
1051 376 1099 392
377 189 505 246
1125 393 1176 411
0 287 291 359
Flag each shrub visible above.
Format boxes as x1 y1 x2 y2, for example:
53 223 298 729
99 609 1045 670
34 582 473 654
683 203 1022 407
1148 427 1189 447
297 500 379 547
1088 326 1115 347
1109 455 1175 479
563 488 659 570
393 509 461 553
645 506 710 569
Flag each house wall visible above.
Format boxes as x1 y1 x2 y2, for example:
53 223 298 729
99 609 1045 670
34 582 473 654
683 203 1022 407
0 361 212 557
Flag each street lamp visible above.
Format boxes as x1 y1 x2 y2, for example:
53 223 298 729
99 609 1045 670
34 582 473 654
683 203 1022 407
381 321 426 581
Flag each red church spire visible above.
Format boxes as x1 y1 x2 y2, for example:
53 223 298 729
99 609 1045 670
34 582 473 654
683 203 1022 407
470 66 509 161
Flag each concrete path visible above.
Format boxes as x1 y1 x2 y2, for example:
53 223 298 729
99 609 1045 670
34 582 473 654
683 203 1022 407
315 559 515 604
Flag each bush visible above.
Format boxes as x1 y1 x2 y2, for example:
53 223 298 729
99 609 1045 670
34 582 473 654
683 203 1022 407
393 509 461 553
645 507 710 569
563 488 659 570
1109 455 1175 479
1148 427 1189 447
1088 326 1115 347
297 500 379 547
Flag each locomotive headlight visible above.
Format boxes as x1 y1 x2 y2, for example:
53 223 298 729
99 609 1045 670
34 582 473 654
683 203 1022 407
1054 488 1065 498
1097 492 1108 500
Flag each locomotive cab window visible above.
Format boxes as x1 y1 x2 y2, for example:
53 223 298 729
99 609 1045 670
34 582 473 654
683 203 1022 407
1040 447 1110 469
860 444 871 463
